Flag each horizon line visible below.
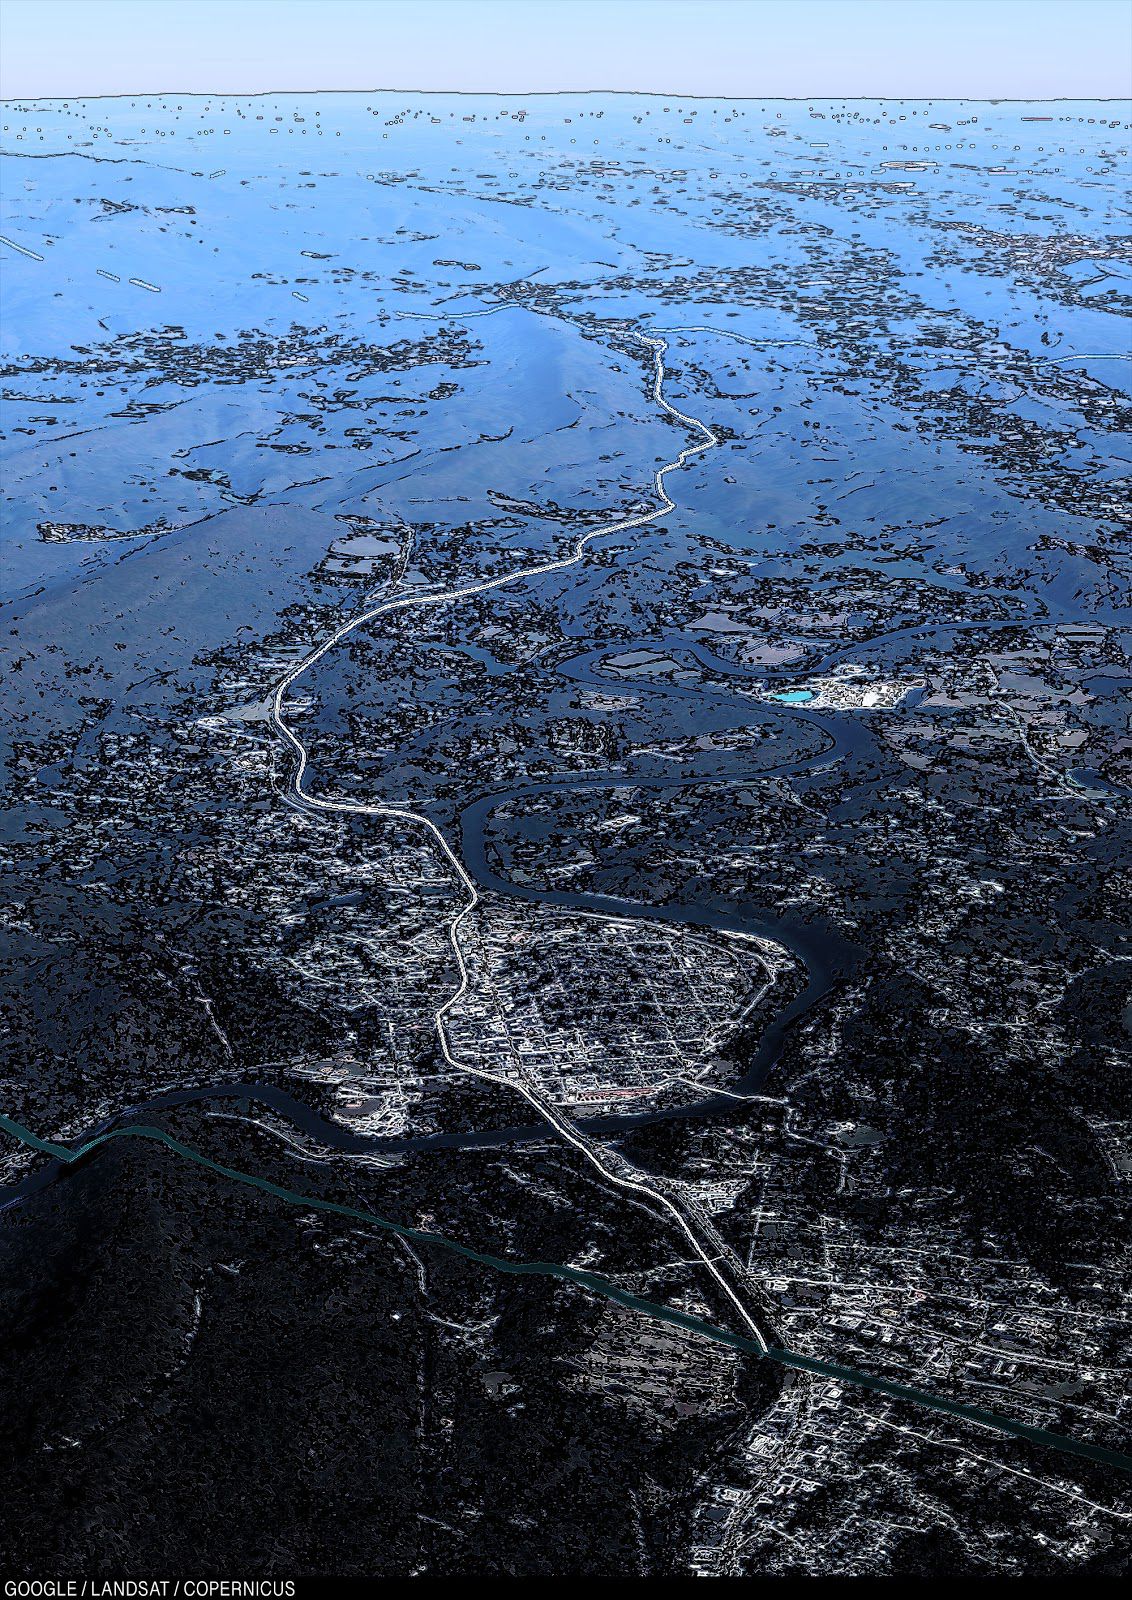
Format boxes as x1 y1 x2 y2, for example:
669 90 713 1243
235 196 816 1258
3 88 1131 107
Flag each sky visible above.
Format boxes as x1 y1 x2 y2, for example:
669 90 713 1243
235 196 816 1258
1 0 1130 101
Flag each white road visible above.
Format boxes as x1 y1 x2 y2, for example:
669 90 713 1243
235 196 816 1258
269 323 770 1349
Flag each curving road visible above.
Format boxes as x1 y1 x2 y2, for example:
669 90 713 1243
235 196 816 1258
5 318 1129 1489
269 324 771 1350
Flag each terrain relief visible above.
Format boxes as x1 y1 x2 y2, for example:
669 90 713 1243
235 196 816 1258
1 91 1131 1576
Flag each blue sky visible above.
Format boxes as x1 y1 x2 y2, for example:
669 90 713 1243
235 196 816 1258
2 0 1129 100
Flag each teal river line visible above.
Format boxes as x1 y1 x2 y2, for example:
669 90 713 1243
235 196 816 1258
2 1109 1130 1480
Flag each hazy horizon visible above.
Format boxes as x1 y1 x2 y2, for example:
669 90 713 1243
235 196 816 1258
2 0 1130 102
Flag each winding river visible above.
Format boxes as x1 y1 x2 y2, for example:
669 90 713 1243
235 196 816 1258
5 314 1126 1481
